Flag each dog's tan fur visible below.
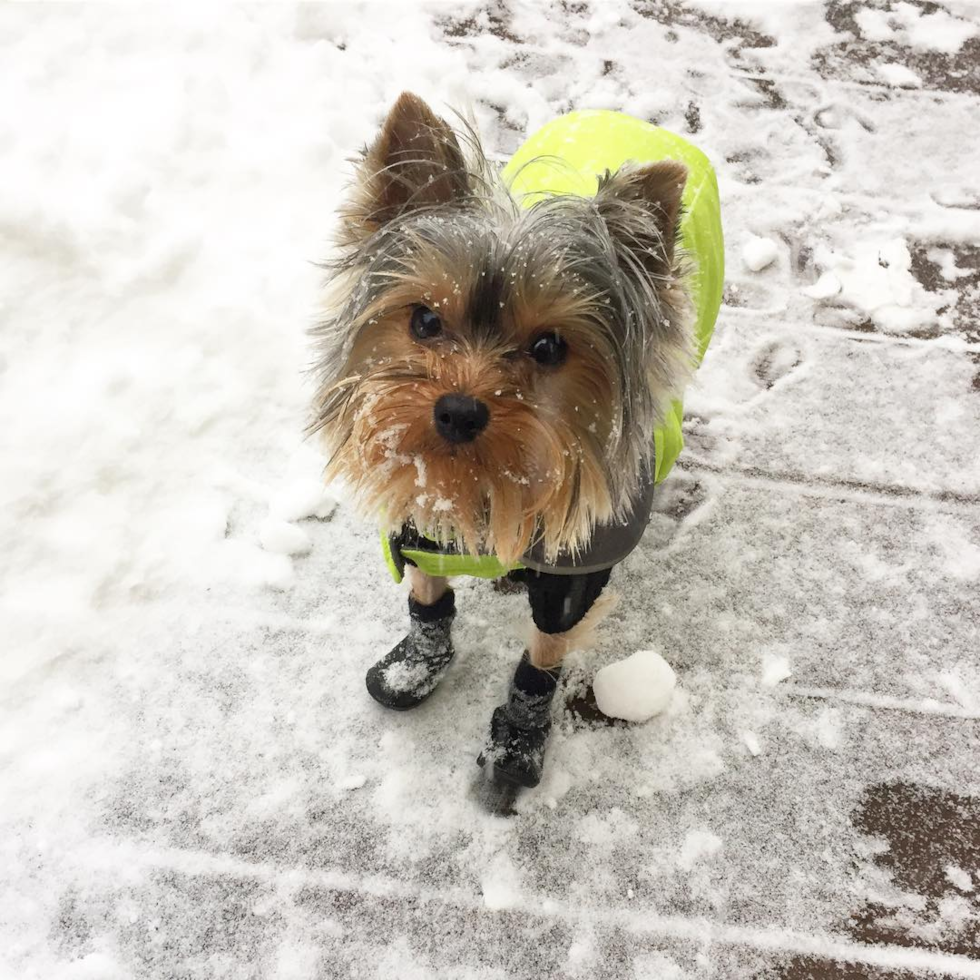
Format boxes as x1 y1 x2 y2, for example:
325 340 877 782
313 94 698 777
407 561 616 671
314 94 692 567
406 565 448 606
321 280 621 564
528 590 619 668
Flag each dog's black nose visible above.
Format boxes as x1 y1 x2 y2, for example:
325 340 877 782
433 394 489 444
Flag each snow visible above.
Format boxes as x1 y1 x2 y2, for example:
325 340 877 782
876 62 923 88
268 480 338 523
806 237 951 334
742 731 762 756
593 649 677 722
761 653 793 687
633 951 688 979
677 830 724 870
927 246 971 281
259 518 312 556
336 774 367 792
945 865 975 894
802 270 842 299
2 2 980 979
741 236 779 272
481 852 523 911
856 2 979 53
565 933 597 974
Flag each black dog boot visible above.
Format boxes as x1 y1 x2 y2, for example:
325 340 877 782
478 652 561 788
366 590 455 710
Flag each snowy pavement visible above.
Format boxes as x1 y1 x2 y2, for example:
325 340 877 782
2 2 980 978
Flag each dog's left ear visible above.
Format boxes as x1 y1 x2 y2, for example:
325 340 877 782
341 92 470 243
596 160 688 273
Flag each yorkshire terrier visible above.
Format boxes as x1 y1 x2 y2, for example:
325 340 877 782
311 92 721 794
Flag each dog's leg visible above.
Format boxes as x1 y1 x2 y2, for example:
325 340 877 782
365 565 456 710
407 565 448 605
528 622 582 669
479 567 612 788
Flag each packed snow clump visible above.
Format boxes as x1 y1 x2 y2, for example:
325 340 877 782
593 649 676 722
269 479 338 522
875 62 922 88
742 236 778 272
258 518 312 556
803 271 842 299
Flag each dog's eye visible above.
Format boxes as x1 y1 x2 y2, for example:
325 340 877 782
529 332 568 367
410 306 443 341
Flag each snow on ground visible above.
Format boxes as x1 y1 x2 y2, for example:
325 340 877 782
2 2 980 978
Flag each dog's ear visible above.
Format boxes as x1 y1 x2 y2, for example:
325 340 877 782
596 160 688 274
342 92 470 242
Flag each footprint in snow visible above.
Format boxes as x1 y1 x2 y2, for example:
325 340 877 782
641 473 715 552
652 474 709 525
751 339 803 390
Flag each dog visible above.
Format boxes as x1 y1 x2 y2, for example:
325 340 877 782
311 92 722 793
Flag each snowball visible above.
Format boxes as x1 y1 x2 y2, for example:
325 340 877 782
593 649 676 722
258 518 312 556
741 236 778 272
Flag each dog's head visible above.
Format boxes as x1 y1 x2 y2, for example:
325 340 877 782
312 93 693 564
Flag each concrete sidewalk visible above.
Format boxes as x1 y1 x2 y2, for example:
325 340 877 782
2 2 978 978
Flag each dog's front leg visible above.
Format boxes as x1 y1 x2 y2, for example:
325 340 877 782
365 565 456 710
405 565 448 606
479 567 612 789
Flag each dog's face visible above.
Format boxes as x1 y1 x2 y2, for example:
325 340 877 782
313 93 693 564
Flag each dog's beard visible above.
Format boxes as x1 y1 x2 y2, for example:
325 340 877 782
325 374 615 565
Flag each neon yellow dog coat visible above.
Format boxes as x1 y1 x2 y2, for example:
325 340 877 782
383 110 724 583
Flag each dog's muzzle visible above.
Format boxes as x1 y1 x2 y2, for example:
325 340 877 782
433 393 489 444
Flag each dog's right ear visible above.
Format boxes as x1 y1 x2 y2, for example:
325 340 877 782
341 92 470 243
595 160 688 276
